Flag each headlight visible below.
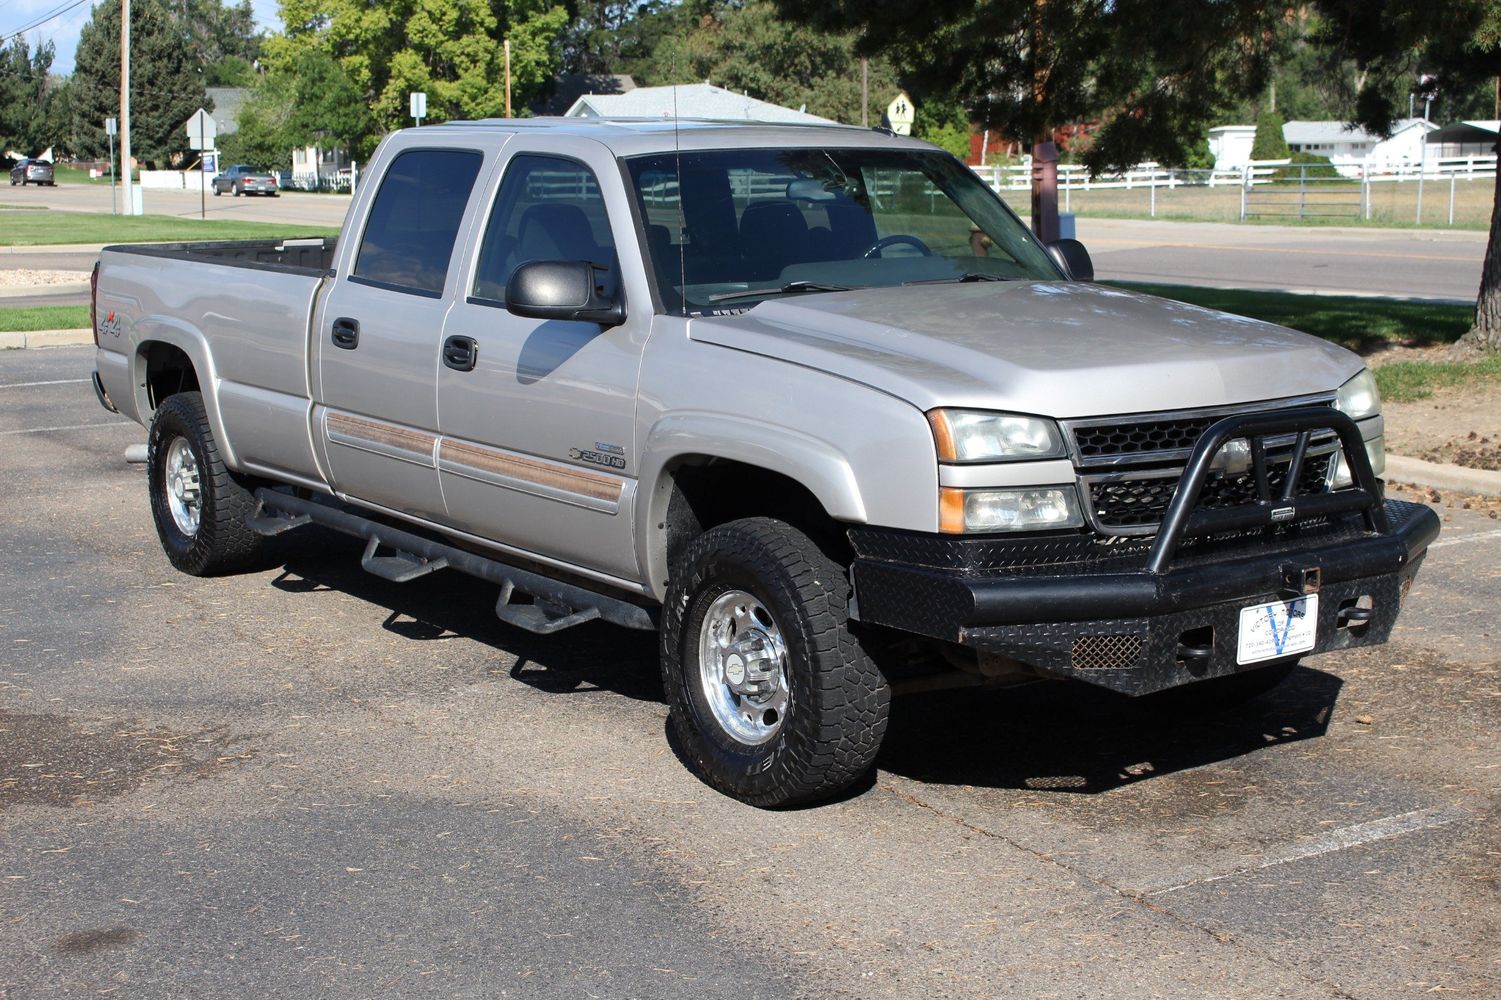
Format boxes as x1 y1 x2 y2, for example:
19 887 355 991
940 486 1084 533
928 409 1066 463
1335 369 1380 420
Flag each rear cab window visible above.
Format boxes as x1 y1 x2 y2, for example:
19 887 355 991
353 148 486 297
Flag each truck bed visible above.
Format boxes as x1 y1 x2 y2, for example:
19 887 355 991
103 237 338 276
94 236 340 488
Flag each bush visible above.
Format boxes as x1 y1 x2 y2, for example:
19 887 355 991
1251 110 1289 160
1274 152 1341 180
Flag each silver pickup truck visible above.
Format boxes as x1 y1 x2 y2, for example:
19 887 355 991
92 118 1438 806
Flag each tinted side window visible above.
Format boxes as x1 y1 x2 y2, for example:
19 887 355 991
354 148 484 295
471 155 617 302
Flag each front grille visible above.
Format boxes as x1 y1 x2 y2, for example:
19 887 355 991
1066 401 1344 536
1073 416 1219 461
1088 453 1333 529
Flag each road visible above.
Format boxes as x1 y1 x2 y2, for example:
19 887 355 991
1080 218 1486 302
2 345 1498 998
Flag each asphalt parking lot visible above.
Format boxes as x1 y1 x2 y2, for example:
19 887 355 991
2 345 1498 999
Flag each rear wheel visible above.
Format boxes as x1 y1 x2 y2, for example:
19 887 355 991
147 392 263 575
233 183 242 197
660 518 890 807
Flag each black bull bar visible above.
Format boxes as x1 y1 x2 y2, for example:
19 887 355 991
849 407 1440 693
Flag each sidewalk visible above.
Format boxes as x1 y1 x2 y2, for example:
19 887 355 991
0 328 92 349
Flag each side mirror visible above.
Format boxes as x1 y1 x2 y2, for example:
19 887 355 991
505 260 625 327
1045 239 1094 281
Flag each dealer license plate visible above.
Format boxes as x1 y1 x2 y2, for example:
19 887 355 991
1236 594 1319 665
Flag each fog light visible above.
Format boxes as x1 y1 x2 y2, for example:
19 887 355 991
939 486 1084 533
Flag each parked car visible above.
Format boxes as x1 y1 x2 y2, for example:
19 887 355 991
211 164 279 197
9 158 55 186
91 119 1437 807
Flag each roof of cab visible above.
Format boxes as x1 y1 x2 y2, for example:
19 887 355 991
411 116 934 156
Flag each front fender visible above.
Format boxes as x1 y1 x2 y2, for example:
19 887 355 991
635 413 869 597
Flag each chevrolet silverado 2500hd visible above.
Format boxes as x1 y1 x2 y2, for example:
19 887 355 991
91 118 1438 806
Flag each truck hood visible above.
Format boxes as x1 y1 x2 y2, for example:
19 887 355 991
689 281 1362 418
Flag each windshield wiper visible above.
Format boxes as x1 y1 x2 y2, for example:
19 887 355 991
707 280 864 303
902 272 1012 285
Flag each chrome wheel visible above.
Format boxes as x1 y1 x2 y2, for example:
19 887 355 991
163 436 202 536
697 589 790 745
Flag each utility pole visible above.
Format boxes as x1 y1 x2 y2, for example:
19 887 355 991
861 58 869 127
121 0 135 216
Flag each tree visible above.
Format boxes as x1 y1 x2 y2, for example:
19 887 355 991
72 0 208 166
1308 0 1501 350
164 0 261 77
222 48 373 167
1250 109 1289 160
561 1 669 76
0 38 56 157
267 0 568 148
774 0 1290 227
635 0 901 125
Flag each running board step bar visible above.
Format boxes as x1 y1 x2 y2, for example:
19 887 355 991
249 489 656 634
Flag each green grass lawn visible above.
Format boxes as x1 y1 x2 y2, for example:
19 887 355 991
0 304 91 332
1113 282 1493 402
0 210 340 246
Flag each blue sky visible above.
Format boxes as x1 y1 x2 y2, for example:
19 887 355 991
4 0 283 75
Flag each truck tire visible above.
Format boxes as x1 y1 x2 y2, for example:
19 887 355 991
660 517 890 807
147 392 263 575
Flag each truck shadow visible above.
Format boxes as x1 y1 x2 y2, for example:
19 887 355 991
267 531 664 703
265 530 1340 796
876 668 1341 794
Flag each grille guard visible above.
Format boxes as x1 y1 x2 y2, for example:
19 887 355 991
1143 406 1383 575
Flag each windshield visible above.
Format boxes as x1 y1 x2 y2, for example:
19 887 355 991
625 147 1061 313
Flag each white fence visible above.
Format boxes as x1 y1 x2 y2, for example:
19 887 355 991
971 154 1496 225
284 164 358 193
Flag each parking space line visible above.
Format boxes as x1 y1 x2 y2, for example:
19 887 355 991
1429 528 1501 550
1149 806 1467 896
0 421 133 436
0 379 90 390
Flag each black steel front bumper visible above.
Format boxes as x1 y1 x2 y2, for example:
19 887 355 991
849 408 1440 696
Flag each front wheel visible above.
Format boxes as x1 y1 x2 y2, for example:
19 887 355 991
147 392 263 575
660 518 890 807
213 185 221 196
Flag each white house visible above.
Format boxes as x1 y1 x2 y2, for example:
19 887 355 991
1206 125 1257 170
1283 118 1435 175
564 83 834 124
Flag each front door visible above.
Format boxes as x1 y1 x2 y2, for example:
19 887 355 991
436 145 652 582
315 144 491 520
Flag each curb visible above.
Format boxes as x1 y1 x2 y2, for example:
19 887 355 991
1385 454 1501 497
0 281 90 298
0 328 92 349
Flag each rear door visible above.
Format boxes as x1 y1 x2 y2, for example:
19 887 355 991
435 140 653 582
314 141 494 520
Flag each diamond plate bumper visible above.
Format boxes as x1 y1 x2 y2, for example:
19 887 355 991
850 499 1438 696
